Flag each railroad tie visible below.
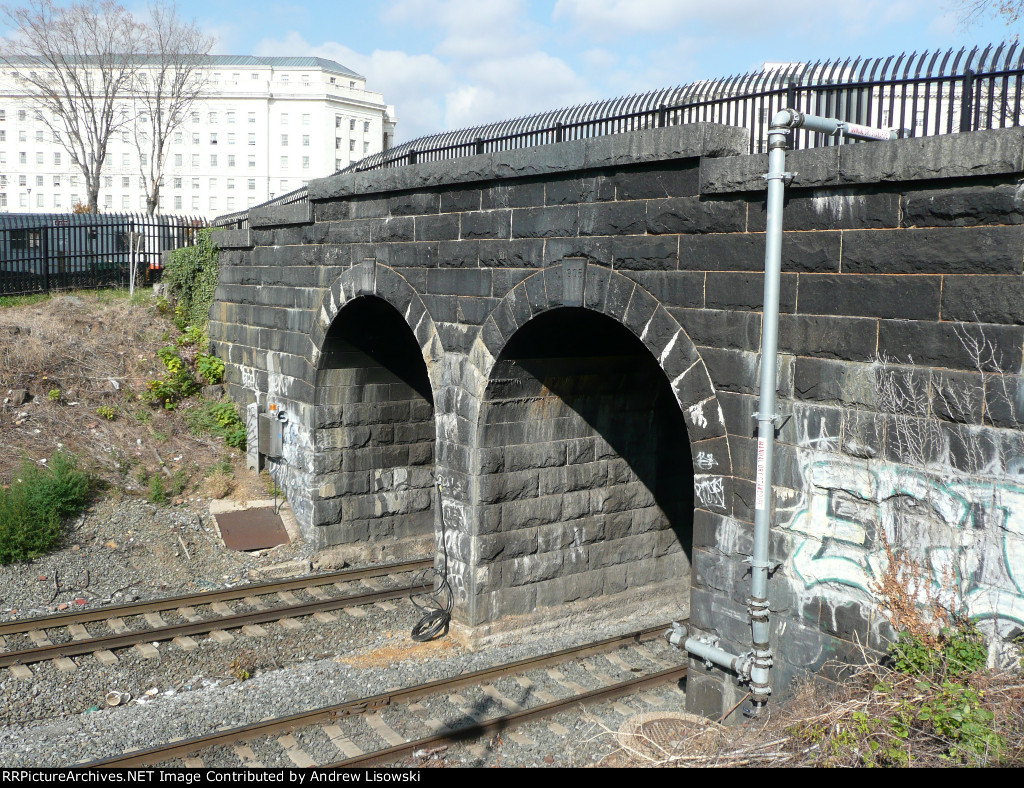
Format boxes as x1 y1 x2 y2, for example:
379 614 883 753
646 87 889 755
342 607 366 619
241 625 268 638
107 618 128 635
547 722 570 736
183 758 204 768
322 724 363 758
208 630 234 645
640 692 666 708
634 643 674 670
333 582 350 594
9 665 32 680
581 658 617 685
313 611 338 624
545 668 588 695
364 712 407 747
67 624 90 641
407 703 452 735
27 630 53 647
53 657 77 673
359 578 382 592
480 684 524 712
242 596 265 609
211 602 233 617
305 586 327 601
173 636 199 652
93 650 118 665
143 612 165 629
374 601 397 612
277 618 303 631
276 591 300 606
277 735 317 768
177 607 202 623
232 744 265 768
134 643 160 659
0 635 6 652
604 652 635 673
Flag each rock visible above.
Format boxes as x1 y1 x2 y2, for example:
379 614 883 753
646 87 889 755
202 384 225 400
57 603 68 611
10 390 29 405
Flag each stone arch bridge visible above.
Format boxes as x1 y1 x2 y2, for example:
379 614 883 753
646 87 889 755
210 124 1024 718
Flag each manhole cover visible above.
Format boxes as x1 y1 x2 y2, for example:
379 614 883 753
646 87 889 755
617 712 724 761
214 507 289 552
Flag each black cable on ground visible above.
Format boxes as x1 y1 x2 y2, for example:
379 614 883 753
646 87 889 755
410 481 454 642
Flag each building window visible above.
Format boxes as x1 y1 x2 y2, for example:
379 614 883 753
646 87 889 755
251 72 259 80
349 81 355 89
122 195 130 209
103 176 112 187
192 154 199 167
19 175 26 187
335 138 341 149
281 113 288 125
36 152 44 164
227 111 235 124
36 175 43 187
192 132 200 145
35 129 43 141
226 196 235 209
122 176 130 188
280 179 288 190
0 109 4 121
248 133 255 146
209 196 217 210
228 155 236 167
302 156 309 169
336 116 342 128
174 131 182 144
70 194 78 206
281 73 289 82
364 121 370 133
192 196 199 209
248 155 255 168
139 177 145 189
139 196 146 209
302 135 309 146
53 152 60 165
349 119 355 131
227 133 235 145
210 154 217 166
302 114 310 125
174 154 182 166
122 153 130 166
208 112 217 124
281 134 288 146
248 179 255 190
53 175 60 187
173 177 181 189
174 195 182 210
54 194 61 208
280 156 288 168
192 178 199 189
209 178 216 189
0 131 5 142
18 129 26 142
0 193 6 208
18 109 26 121
121 131 129 143
363 142 369 154
227 178 235 190
336 158 342 170
248 111 256 123
192 111 199 123
349 140 355 152
71 176 77 187
210 133 217 144
248 197 256 207
140 153 147 166
19 194 27 208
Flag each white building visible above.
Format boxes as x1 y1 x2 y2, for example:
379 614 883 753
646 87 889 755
0 56 397 218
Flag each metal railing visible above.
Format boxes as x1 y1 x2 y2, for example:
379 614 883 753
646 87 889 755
0 212 206 297
214 42 1024 229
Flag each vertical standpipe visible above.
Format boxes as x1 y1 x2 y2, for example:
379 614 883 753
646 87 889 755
668 109 896 715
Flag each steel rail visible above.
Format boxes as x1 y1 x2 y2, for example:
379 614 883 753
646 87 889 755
0 558 432 638
0 584 417 669
332 665 688 768
85 622 681 768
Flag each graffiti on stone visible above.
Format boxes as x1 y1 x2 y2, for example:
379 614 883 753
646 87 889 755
781 457 1024 627
694 474 725 509
696 452 719 471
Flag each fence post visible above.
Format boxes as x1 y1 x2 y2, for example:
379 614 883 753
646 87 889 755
555 122 563 143
475 137 485 155
658 103 667 127
786 81 798 110
959 69 975 132
41 221 50 294
408 148 418 165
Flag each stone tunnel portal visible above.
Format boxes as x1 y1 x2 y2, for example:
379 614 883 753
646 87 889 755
314 296 436 555
475 307 694 626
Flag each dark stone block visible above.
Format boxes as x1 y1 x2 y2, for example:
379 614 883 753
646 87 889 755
583 263 611 312
478 239 544 268
841 226 1024 275
386 241 438 268
798 274 941 320
646 197 745 235
930 370 986 424
524 271 548 313
512 205 579 238
793 357 875 407
706 271 796 312
461 209 512 240
438 239 479 268
388 191 439 216
878 319 1023 374
415 213 460 242
482 181 546 210
699 347 761 394
985 373 1024 428
941 275 1024 325
903 184 1024 227
679 231 840 274
622 284 659 338
314 199 351 222
621 271 704 309
748 190 900 231
426 268 491 297
325 220 373 244
603 272 635 320
841 408 885 460
579 201 647 236
439 187 481 213
544 236 612 266
668 307 758 351
612 236 678 270
373 216 415 243
778 314 878 361
349 196 389 220
545 175 615 205
611 163 700 199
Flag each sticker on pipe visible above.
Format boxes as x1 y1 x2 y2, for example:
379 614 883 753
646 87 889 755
755 438 768 511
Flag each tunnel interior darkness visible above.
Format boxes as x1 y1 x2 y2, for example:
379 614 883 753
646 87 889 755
477 307 694 621
313 296 435 548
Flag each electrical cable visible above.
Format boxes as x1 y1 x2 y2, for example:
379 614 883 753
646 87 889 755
409 480 454 642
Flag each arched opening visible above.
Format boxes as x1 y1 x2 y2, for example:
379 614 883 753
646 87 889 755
313 296 435 550
477 307 694 621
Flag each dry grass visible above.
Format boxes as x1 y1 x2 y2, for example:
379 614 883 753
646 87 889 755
336 632 461 669
0 290 250 499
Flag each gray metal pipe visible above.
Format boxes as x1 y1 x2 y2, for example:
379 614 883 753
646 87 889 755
668 108 894 715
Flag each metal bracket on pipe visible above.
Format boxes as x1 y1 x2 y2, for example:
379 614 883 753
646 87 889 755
743 557 782 575
762 171 796 184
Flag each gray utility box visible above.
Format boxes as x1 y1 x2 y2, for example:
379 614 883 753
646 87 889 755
246 404 287 471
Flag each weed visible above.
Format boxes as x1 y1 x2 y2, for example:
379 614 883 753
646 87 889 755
152 431 169 444
262 470 283 498
169 468 189 496
47 388 62 403
0 453 92 564
195 353 225 385
229 654 252 682
134 410 153 424
97 405 117 421
186 401 246 450
148 474 167 505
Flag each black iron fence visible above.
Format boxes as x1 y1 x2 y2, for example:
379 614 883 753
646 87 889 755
0 212 206 297
214 42 1024 230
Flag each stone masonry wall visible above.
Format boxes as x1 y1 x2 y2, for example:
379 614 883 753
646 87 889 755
210 124 1024 720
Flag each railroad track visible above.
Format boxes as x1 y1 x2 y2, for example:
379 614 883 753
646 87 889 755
0 558 432 674
85 623 688 768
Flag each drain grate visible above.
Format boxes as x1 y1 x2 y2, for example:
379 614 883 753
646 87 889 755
617 712 724 761
214 507 290 552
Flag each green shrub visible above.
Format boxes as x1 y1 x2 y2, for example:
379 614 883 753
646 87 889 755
97 405 117 421
186 400 247 450
47 388 62 403
148 474 167 505
0 453 92 564
163 228 219 333
195 353 225 385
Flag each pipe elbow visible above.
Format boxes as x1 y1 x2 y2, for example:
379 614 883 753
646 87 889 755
769 107 801 132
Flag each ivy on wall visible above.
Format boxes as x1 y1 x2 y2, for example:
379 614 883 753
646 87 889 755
163 228 220 332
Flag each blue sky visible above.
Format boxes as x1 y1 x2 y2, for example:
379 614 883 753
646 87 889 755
9 1 1022 142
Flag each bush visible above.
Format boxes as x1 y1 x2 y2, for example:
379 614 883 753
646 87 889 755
186 400 247 450
0 453 92 564
162 228 219 334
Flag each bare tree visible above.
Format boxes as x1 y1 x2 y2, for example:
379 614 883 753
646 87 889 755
132 2 214 215
0 0 142 213
960 0 1024 26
